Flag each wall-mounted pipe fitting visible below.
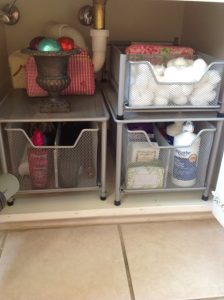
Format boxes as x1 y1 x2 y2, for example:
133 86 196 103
0 0 20 25
93 0 106 30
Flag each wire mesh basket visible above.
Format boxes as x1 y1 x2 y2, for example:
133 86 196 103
55 122 98 189
123 121 215 190
125 53 224 109
5 122 99 191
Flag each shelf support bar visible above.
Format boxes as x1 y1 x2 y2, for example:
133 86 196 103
100 120 107 199
0 124 8 173
203 121 224 199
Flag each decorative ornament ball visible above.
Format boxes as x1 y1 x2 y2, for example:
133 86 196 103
37 38 61 52
29 36 45 50
57 37 75 51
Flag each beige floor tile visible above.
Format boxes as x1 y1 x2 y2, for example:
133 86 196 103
121 220 224 300
0 231 5 246
0 226 131 300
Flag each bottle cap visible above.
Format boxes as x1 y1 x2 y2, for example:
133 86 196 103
182 121 194 133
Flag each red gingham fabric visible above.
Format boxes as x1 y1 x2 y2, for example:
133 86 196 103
125 44 194 57
25 49 95 97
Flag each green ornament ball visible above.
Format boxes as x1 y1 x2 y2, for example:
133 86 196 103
37 38 61 52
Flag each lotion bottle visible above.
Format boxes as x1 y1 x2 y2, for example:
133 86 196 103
172 121 200 187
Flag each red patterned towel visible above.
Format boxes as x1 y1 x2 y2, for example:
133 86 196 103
25 49 95 97
125 44 194 57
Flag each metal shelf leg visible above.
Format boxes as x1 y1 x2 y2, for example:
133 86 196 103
100 120 107 200
202 121 224 200
115 123 123 206
0 124 8 173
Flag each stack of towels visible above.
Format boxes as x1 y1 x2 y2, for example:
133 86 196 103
129 57 222 107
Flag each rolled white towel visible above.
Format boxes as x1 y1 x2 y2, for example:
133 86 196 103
129 84 140 106
156 85 170 99
130 73 136 85
190 90 216 106
148 78 159 92
172 95 188 105
167 57 193 68
164 66 180 82
194 75 209 90
135 73 149 87
152 65 165 77
154 96 169 106
136 63 149 75
169 85 183 97
181 85 194 96
167 59 175 68
179 66 195 82
193 58 208 81
155 75 166 83
138 91 154 106
130 64 138 77
130 64 138 85
193 81 214 96
164 65 195 83
206 70 222 86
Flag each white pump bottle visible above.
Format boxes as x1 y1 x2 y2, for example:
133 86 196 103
172 121 201 187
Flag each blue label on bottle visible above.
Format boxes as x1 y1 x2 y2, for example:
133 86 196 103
173 155 197 181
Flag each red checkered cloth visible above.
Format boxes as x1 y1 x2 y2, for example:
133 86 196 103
125 44 194 57
25 49 95 97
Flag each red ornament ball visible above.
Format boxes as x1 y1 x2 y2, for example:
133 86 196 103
57 37 75 51
29 36 45 50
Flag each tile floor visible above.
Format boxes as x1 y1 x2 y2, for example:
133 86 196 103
0 220 224 300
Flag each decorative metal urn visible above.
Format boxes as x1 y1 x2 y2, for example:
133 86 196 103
22 49 79 113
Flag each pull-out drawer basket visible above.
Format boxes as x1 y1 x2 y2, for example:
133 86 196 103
123 121 216 191
125 54 224 109
5 122 99 192
109 44 224 111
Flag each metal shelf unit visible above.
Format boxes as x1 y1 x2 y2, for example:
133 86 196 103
103 43 224 205
0 89 109 199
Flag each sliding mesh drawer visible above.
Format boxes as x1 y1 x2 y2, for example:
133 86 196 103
123 121 215 190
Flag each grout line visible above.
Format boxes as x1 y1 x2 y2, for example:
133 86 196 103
118 225 135 300
189 297 224 300
0 232 8 259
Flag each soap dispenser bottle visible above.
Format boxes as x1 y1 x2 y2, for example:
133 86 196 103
172 121 201 187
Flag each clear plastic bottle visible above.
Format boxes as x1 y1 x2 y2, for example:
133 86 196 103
172 121 200 187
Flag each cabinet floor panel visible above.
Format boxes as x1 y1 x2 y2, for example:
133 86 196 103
0 189 213 230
